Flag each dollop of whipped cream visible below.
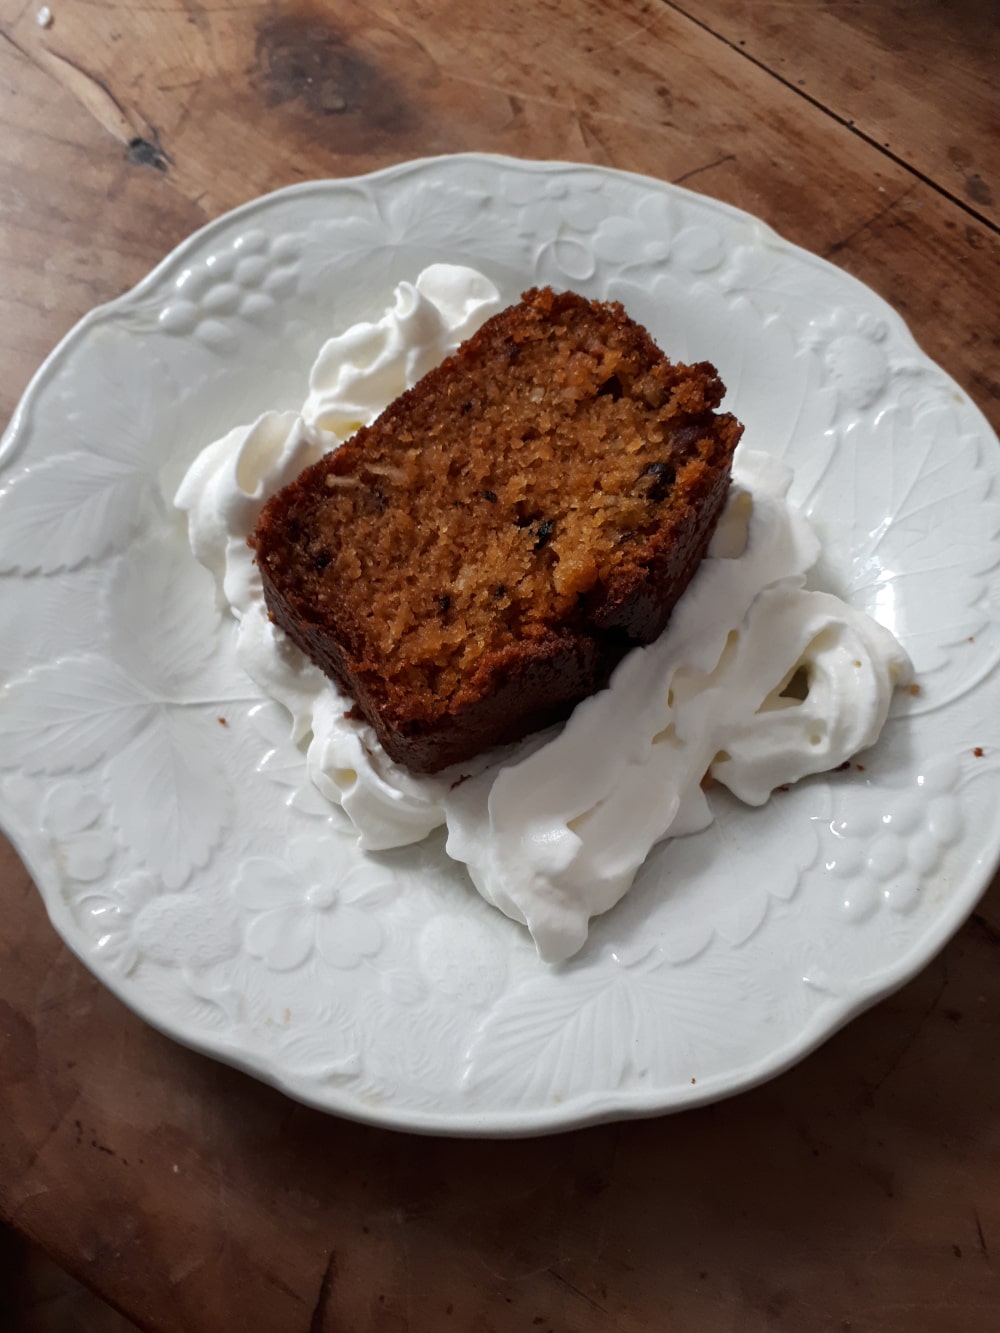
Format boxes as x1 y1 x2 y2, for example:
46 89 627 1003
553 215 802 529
176 264 912 964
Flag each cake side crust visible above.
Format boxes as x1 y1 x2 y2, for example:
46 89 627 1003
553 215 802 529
251 287 743 772
255 450 734 771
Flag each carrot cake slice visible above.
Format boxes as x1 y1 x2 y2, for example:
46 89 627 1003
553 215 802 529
251 286 743 772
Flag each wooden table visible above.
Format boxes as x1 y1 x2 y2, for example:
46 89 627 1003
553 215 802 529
1 2 998 1329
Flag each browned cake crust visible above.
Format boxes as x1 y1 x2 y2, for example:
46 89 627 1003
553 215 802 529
251 287 743 772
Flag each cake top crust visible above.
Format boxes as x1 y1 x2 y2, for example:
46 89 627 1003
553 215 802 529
251 287 741 727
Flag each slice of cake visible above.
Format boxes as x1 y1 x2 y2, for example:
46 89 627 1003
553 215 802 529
250 287 743 772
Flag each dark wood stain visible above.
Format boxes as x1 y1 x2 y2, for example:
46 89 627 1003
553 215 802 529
948 143 974 170
965 173 994 207
970 370 1000 403
253 14 416 147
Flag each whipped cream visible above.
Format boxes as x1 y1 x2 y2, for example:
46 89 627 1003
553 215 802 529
304 264 502 436
176 265 912 963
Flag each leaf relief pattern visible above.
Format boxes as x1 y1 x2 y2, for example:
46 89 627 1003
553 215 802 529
0 340 174 574
0 539 238 888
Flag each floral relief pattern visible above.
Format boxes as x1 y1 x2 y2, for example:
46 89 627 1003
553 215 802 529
41 779 115 883
235 836 394 972
0 157 997 1131
591 191 724 276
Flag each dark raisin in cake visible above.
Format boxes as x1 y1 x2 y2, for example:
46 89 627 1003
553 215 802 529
251 287 743 772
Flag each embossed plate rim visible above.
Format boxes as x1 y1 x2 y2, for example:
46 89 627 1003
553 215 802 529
2 153 999 1136
0 153 958 471
4 792 998 1137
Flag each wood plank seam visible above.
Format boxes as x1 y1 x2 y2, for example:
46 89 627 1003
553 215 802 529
672 152 737 186
821 183 917 258
659 0 1000 238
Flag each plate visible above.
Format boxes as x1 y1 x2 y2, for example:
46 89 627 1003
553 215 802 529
1 154 998 1136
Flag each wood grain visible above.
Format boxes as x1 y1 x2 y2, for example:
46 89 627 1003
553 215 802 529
0 0 997 428
2 0 1000 1327
0 27 207 422
2 833 999 1333
668 0 1000 228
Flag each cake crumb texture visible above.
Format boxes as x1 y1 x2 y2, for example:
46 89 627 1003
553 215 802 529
252 287 742 770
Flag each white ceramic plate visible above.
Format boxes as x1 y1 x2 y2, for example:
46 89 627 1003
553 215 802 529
1 155 998 1136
